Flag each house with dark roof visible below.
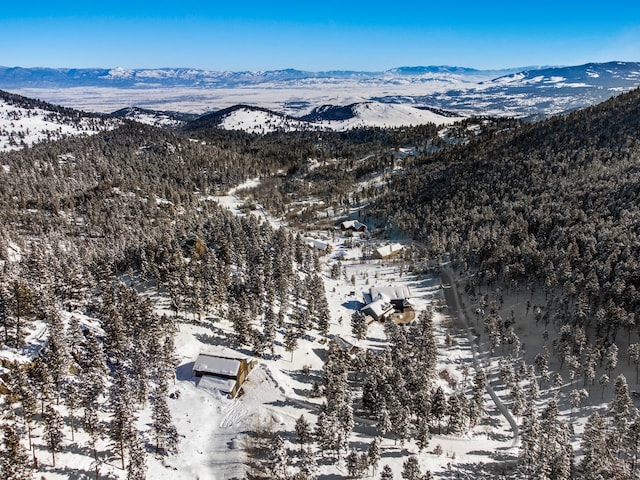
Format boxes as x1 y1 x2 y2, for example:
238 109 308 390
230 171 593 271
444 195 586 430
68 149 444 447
340 220 367 232
361 285 416 324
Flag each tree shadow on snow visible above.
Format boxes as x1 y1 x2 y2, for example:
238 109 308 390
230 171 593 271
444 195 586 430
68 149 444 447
453 458 518 479
317 473 345 480
42 464 120 480
466 448 518 463
286 369 322 385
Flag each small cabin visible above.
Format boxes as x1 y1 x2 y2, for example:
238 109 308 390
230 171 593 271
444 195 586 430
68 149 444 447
193 353 255 398
305 237 333 254
373 243 404 260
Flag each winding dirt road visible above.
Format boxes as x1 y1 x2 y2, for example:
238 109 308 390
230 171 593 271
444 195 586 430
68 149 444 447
441 267 520 446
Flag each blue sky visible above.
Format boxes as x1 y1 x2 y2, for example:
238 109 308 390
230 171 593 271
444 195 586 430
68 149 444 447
2 1 639 71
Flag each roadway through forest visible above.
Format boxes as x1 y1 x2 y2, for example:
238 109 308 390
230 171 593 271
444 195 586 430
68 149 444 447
441 267 520 447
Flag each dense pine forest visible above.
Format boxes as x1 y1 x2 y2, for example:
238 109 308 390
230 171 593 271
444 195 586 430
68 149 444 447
1 87 640 479
371 88 640 343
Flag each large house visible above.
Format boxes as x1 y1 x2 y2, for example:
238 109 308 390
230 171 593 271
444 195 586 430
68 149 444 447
360 297 395 322
361 285 415 324
193 352 256 398
368 286 412 310
339 220 367 232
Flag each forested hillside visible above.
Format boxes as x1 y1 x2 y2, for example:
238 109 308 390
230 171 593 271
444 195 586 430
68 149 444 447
371 88 640 340
2 87 640 479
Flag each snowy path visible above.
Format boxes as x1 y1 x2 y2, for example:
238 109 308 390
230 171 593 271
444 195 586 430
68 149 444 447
441 267 520 446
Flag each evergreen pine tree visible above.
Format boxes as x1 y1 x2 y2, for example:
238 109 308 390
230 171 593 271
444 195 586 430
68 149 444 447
608 374 636 465
30 356 54 415
295 414 312 451
160 333 178 384
10 364 37 449
610 374 632 423
83 405 102 463
430 386 447 434
284 324 298 362
8 280 34 346
66 314 85 367
367 436 381 475
62 376 81 441
130 338 150 405
402 455 421 480
299 447 318 479
606 344 619 377
377 406 392 437
416 416 430 452
539 400 573 480
42 309 69 401
347 450 366 479
351 311 368 341
43 405 64 467
519 402 540 478
1 424 32 480
469 369 487 427
126 434 147 480
579 412 608 480
108 365 135 469
447 393 465 434
315 294 331 338
151 382 179 455
267 434 289 480
0 284 11 346
380 464 394 480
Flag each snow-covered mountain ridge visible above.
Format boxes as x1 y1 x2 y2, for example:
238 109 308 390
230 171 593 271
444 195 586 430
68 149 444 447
0 90 119 152
1 61 639 143
109 106 198 128
379 61 640 119
3 62 639 120
182 102 462 134
0 89 460 151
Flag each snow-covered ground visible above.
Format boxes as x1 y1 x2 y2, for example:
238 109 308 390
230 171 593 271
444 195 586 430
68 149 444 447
131 185 518 480
9 74 481 117
0 97 119 152
326 103 461 130
6 178 622 479
216 108 312 134
214 103 461 134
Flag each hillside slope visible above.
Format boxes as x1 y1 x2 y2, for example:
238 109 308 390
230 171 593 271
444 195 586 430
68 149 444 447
0 90 118 152
370 87 640 335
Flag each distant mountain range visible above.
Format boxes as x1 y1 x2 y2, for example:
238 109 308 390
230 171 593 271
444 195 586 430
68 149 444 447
377 61 640 119
0 65 519 89
0 62 639 147
2 62 638 120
